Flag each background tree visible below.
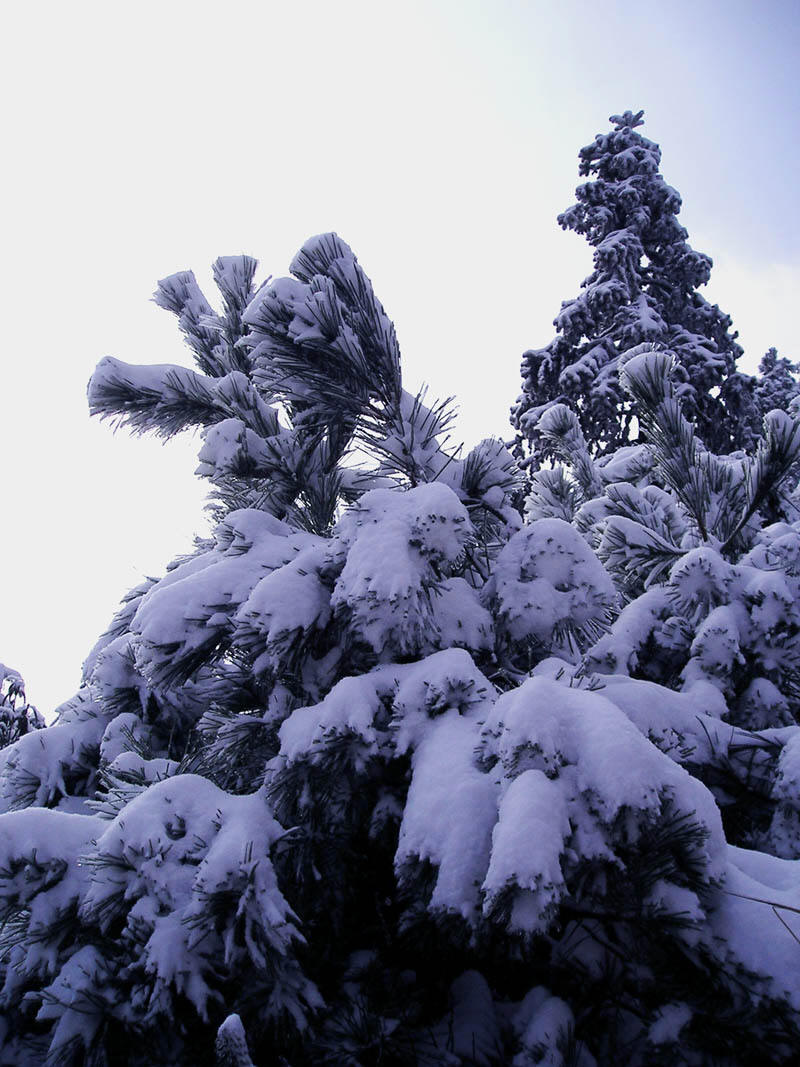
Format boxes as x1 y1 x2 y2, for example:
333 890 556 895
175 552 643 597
512 110 754 456
754 347 800 422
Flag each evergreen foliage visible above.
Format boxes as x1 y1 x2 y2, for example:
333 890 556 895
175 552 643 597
527 347 800 855
512 111 753 456
0 665 43 752
2 229 800 1067
754 347 800 423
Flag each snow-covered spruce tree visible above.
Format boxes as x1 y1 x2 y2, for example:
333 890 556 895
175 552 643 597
512 110 756 456
2 241 800 1065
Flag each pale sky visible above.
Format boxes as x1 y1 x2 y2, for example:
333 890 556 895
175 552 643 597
2 0 798 715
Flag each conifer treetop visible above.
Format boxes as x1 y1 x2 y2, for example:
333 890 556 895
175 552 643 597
513 110 750 456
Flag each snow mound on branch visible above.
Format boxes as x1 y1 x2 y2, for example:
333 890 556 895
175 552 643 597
235 543 332 676
130 509 313 685
0 694 109 813
0 807 103 922
278 648 495 765
334 482 470 564
483 676 724 848
278 672 388 764
482 769 570 934
394 667 727 939
0 806 104 1031
80 775 318 1024
719 846 800 1010
396 711 499 919
430 577 495 652
331 483 472 656
487 518 615 655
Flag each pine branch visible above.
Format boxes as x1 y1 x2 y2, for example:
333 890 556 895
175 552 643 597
722 410 800 554
599 515 684 594
620 349 714 539
535 403 603 499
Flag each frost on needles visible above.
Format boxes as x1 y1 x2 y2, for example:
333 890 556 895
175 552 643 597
2 220 800 1064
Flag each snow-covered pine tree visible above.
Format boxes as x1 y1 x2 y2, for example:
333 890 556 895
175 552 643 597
2 239 800 1066
512 110 755 456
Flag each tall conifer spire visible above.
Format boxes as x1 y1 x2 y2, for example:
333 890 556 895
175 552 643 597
513 110 751 455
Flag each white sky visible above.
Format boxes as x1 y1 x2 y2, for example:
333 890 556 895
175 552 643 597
2 0 798 714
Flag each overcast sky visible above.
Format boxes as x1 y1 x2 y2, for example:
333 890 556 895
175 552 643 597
2 0 798 715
